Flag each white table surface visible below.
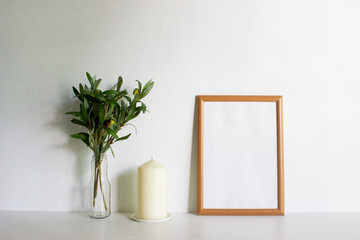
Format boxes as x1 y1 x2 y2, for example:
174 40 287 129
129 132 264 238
0 212 359 240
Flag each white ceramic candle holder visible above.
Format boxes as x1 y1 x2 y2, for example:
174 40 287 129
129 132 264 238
130 213 171 223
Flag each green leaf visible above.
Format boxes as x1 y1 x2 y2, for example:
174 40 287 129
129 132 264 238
80 104 88 120
120 100 126 121
132 109 141 119
114 133 131 142
126 101 138 121
117 76 123 91
110 146 115 158
140 80 154 99
107 103 115 118
79 83 84 94
73 86 83 102
114 104 120 117
124 96 132 104
125 94 139 122
120 100 126 109
132 94 140 104
143 79 153 91
125 105 135 122
71 132 90 148
141 102 147 113
98 106 105 126
83 97 89 109
136 80 142 92
105 127 119 139
71 132 89 140
93 93 105 101
116 90 128 101
71 119 88 128
72 87 79 96
107 98 118 106
103 90 118 95
94 79 102 90
86 72 94 87
84 94 102 103
65 111 77 115
102 144 110 153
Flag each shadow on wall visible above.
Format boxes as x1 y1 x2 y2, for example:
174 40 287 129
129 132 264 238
50 89 90 211
188 97 197 213
116 170 137 212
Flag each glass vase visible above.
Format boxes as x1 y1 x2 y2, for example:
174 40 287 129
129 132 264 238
88 154 111 218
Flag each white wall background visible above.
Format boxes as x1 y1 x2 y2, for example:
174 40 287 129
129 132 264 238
1 0 360 213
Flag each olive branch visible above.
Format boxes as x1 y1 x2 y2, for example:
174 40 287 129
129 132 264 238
66 72 154 211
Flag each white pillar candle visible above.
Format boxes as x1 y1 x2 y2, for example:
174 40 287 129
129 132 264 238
137 158 167 220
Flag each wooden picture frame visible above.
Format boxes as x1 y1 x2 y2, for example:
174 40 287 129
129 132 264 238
197 95 284 215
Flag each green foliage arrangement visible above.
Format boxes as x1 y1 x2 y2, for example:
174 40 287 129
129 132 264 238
66 72 153 210
67 72 153 157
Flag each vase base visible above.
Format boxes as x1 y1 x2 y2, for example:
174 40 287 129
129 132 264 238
89 213 111 219
130 213 171 223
